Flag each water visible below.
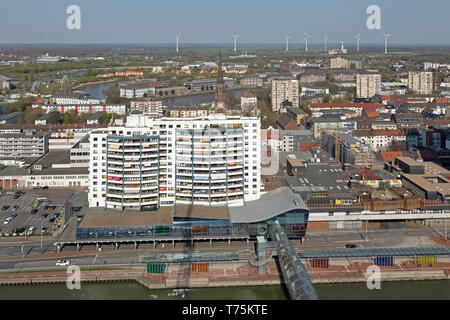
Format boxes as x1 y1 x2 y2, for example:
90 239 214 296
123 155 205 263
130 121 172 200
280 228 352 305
79 81 252 105
162 89 252 107
79 81 119 99
0 281 448 300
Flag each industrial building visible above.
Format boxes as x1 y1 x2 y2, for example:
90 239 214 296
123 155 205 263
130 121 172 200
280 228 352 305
0 132 50 158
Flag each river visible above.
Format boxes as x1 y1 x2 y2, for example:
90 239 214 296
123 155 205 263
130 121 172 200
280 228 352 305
79 81 253 106
0 281 448 300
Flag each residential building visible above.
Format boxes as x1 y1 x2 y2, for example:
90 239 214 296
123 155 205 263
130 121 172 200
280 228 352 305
271 79 299 112
88 114 261 211
33 104 126 115
356 74 381 98
165 106 210 118
286 107 307 125
330 57 362 69
120 83 156 98
240 75 263 87
130 100 163 115
0 75 11 90
408 71 433 94
281 130 320 152
241 93 259 116
310 114 358 139
0 132 49 158
352 129 406 151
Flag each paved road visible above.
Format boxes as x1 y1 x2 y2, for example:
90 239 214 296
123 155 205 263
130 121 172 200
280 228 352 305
0 222 446 273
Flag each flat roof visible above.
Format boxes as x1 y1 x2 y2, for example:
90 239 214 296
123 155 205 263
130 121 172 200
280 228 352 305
79 212 173 228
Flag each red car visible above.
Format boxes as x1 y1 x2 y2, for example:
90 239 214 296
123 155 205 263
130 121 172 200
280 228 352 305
30 209 38 215
50 206 56 211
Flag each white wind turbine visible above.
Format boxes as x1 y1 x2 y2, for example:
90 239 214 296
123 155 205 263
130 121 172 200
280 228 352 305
284 34 291 52
304 32 312 52
232 34 239 52
354 33 361 52
174 34 180 53
382 33 391 54
323 35 328 52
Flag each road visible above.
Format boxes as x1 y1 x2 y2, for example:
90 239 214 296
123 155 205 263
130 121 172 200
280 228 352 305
0 221 446 273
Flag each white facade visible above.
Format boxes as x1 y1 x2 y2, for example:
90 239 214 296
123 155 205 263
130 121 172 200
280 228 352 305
33 104 126 115
53 96 103 105
120 86 156 99
88 114 261 210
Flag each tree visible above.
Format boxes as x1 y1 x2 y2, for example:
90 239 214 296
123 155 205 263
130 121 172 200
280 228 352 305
47 111 62 124
170 89 175 95
165 91 169 96
201 86 205 91
159 91 163 97
62 112 74 124
143 93 148 98
323 95 332 103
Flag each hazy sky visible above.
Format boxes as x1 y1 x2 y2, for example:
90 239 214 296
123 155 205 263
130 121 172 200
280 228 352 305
1 0 449 45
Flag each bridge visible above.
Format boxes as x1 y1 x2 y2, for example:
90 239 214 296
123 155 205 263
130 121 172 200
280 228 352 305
269 221 318 300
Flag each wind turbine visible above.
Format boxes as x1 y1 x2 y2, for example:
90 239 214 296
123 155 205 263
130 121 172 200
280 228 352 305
304 33 312 52
323 35 328 52
382 33 391 54
284 34 291 52
232 34 239 52
354 33 361 52
174 34 180 54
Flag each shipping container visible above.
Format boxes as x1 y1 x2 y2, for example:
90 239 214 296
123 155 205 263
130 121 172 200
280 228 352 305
373 256 393 267
191 262 209 273
147 263 166 274
310 258 329 269
415 255 436 267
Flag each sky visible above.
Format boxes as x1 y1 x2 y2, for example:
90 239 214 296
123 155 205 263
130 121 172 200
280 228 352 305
0 0 449 45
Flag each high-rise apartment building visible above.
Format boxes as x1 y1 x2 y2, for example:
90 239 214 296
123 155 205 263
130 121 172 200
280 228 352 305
330 57 362 69
356 74 381 98
271 79 299 112
408 71 433 94
88 113 261 211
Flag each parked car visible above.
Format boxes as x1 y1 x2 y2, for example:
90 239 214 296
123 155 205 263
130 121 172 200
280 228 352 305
30 209 38 215
56 260 70 266
33 186 41 190
26 227 36 236
44 206 50 211
345 244 357 249
41 213 48 219
42 186 49 190
3 217 12 225
12 206 19 211
50 206 56 211
49 217 56 223
2 206 9 211
13 194 21 199
41 227 48 233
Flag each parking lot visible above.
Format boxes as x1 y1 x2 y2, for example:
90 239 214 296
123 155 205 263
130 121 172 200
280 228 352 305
0 192 64 237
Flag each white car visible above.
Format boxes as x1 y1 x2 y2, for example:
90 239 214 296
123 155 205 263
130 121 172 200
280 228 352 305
56 260 71 266
3 217 12 225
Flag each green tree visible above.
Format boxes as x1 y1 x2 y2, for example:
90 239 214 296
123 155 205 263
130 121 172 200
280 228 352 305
143 93 148 98
323 95 332 103
159 91 163 97
62 112 74 124
47 111 62 124
170 89 175 95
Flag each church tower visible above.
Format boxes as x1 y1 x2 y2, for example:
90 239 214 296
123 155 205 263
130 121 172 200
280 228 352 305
214 51 229 113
